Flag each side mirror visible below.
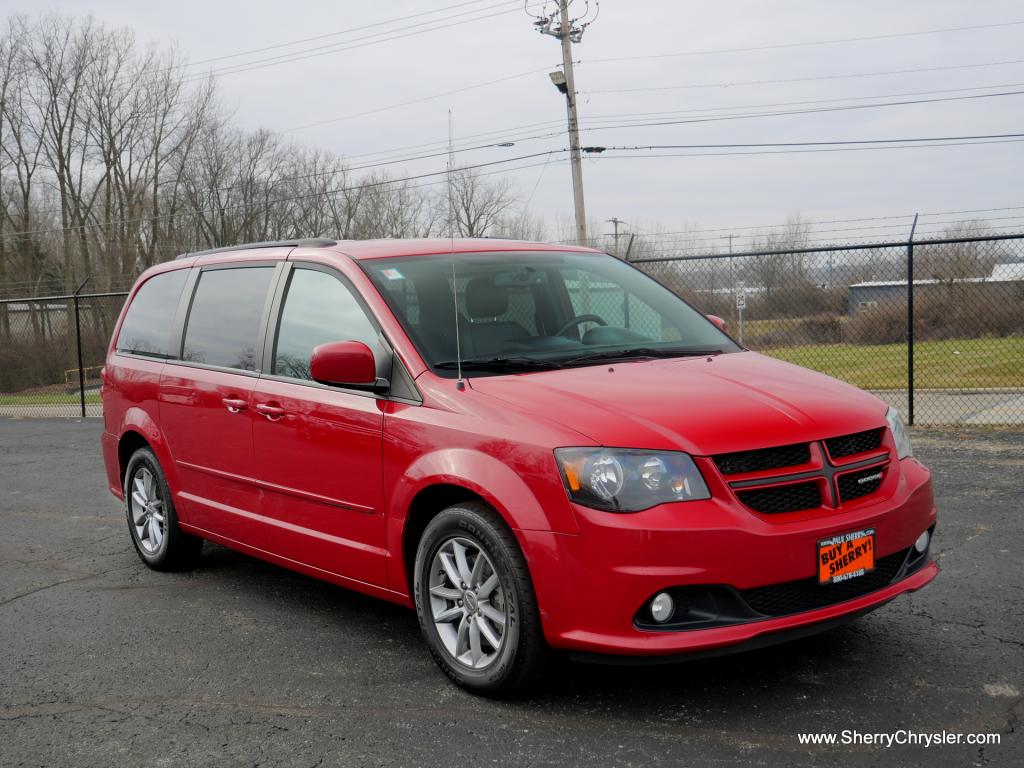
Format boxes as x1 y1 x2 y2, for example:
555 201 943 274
707 314 727 331
310 340 379 388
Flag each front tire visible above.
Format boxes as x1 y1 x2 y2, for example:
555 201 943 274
124 447 202 571
413 502 546 695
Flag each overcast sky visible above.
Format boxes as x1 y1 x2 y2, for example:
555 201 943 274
4 0 1023 248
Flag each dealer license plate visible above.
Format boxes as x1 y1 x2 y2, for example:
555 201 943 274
817 528 875 585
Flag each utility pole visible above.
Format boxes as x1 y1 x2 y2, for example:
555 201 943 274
531 1 598 246
606 217 626 257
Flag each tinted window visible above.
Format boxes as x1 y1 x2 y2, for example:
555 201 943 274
274 268 381 380
183 267 274 371
116 269 188 358
364 252 737 377
563 268 678 341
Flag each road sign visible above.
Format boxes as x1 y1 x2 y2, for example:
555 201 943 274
735 283 747 310
735 282 746 345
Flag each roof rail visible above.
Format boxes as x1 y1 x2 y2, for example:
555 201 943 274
174 238 337 261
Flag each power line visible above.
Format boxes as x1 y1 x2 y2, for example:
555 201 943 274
284 66 555 132
552 204 1024 243
594 136 1024 160
579 81 1024 122
601 132 1024 151
2 1 532 89
574 89 1024 134
181 0 500 71
279 79 1024 170
283 74 1023 145
179 2 544 84
621 215 1024 245
587 58 1024 95
254 83 1024 187
578 19 1024 67
620 221 1024 254
625 222 1024 255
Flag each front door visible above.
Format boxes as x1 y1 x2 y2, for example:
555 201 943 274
251 265 388 586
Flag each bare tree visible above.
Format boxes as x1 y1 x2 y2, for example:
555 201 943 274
746 212 811 300
491 209 547 241
0 9 534 301
0 16 54 297
28 13 103 292
449 167 517 237
919 219 994 280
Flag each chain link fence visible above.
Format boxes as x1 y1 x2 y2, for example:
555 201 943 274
0 290 129 418
633 233 1024 425
1 234 1021 424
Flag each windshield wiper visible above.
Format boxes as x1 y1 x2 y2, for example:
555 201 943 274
560 347 724 365
433 356 566 372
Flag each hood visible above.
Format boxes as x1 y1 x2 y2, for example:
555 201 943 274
467 351 888 456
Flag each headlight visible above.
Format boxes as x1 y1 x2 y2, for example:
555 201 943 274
886 407 913 459
554 448 710 512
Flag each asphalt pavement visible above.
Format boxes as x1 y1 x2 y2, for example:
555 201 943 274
1 419 1021 767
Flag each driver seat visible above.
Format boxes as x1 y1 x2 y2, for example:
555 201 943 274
463 276 529 357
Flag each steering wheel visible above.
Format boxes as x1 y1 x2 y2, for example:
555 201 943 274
556 314 607 337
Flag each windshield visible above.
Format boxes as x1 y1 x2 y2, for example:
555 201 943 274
362 250 739 377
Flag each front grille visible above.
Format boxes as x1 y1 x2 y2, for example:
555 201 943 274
714 442 810 475
837 465 886 503
736 482 821 514
740 549 908 617
826 428 884 459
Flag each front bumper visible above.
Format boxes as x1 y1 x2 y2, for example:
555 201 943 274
521 457 938 657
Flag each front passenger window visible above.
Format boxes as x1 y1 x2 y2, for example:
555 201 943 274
274 268 382 381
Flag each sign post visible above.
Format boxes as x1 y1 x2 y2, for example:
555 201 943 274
735 282 746 346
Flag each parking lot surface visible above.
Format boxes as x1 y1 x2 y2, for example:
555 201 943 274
1 419 1021 767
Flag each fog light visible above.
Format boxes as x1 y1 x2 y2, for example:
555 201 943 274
651 592 675 623
914 530 930 553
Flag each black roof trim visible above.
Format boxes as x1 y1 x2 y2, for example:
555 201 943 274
174 238 337 261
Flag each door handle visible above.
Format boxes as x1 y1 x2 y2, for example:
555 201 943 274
255 403 286 421
222 397 248 413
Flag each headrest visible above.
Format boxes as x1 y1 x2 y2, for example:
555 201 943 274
465 276 509 319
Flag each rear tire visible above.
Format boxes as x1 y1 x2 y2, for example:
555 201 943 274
414 501 546 696
124 447 202 571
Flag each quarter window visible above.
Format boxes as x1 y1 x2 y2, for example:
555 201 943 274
116 269 189 358
274 268 381 381
182 267 274 371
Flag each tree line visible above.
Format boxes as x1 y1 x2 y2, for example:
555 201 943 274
0 12 534 299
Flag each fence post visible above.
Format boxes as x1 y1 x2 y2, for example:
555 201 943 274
73 277 90 418
906 214 918 426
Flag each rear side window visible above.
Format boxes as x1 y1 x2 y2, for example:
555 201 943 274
116 269 188 358
182 267 274 371
274 268 381 380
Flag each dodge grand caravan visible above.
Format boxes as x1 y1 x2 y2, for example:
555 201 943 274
101 237 938 693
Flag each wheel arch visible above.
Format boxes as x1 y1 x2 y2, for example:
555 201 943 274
400 483 489 596
115 406 180 505
386 447 575 597
117 429 150 487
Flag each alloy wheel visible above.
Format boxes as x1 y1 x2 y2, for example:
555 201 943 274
428 537 507 669
129 466 166 554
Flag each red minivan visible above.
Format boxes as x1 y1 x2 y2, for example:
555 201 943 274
101 237 938 693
